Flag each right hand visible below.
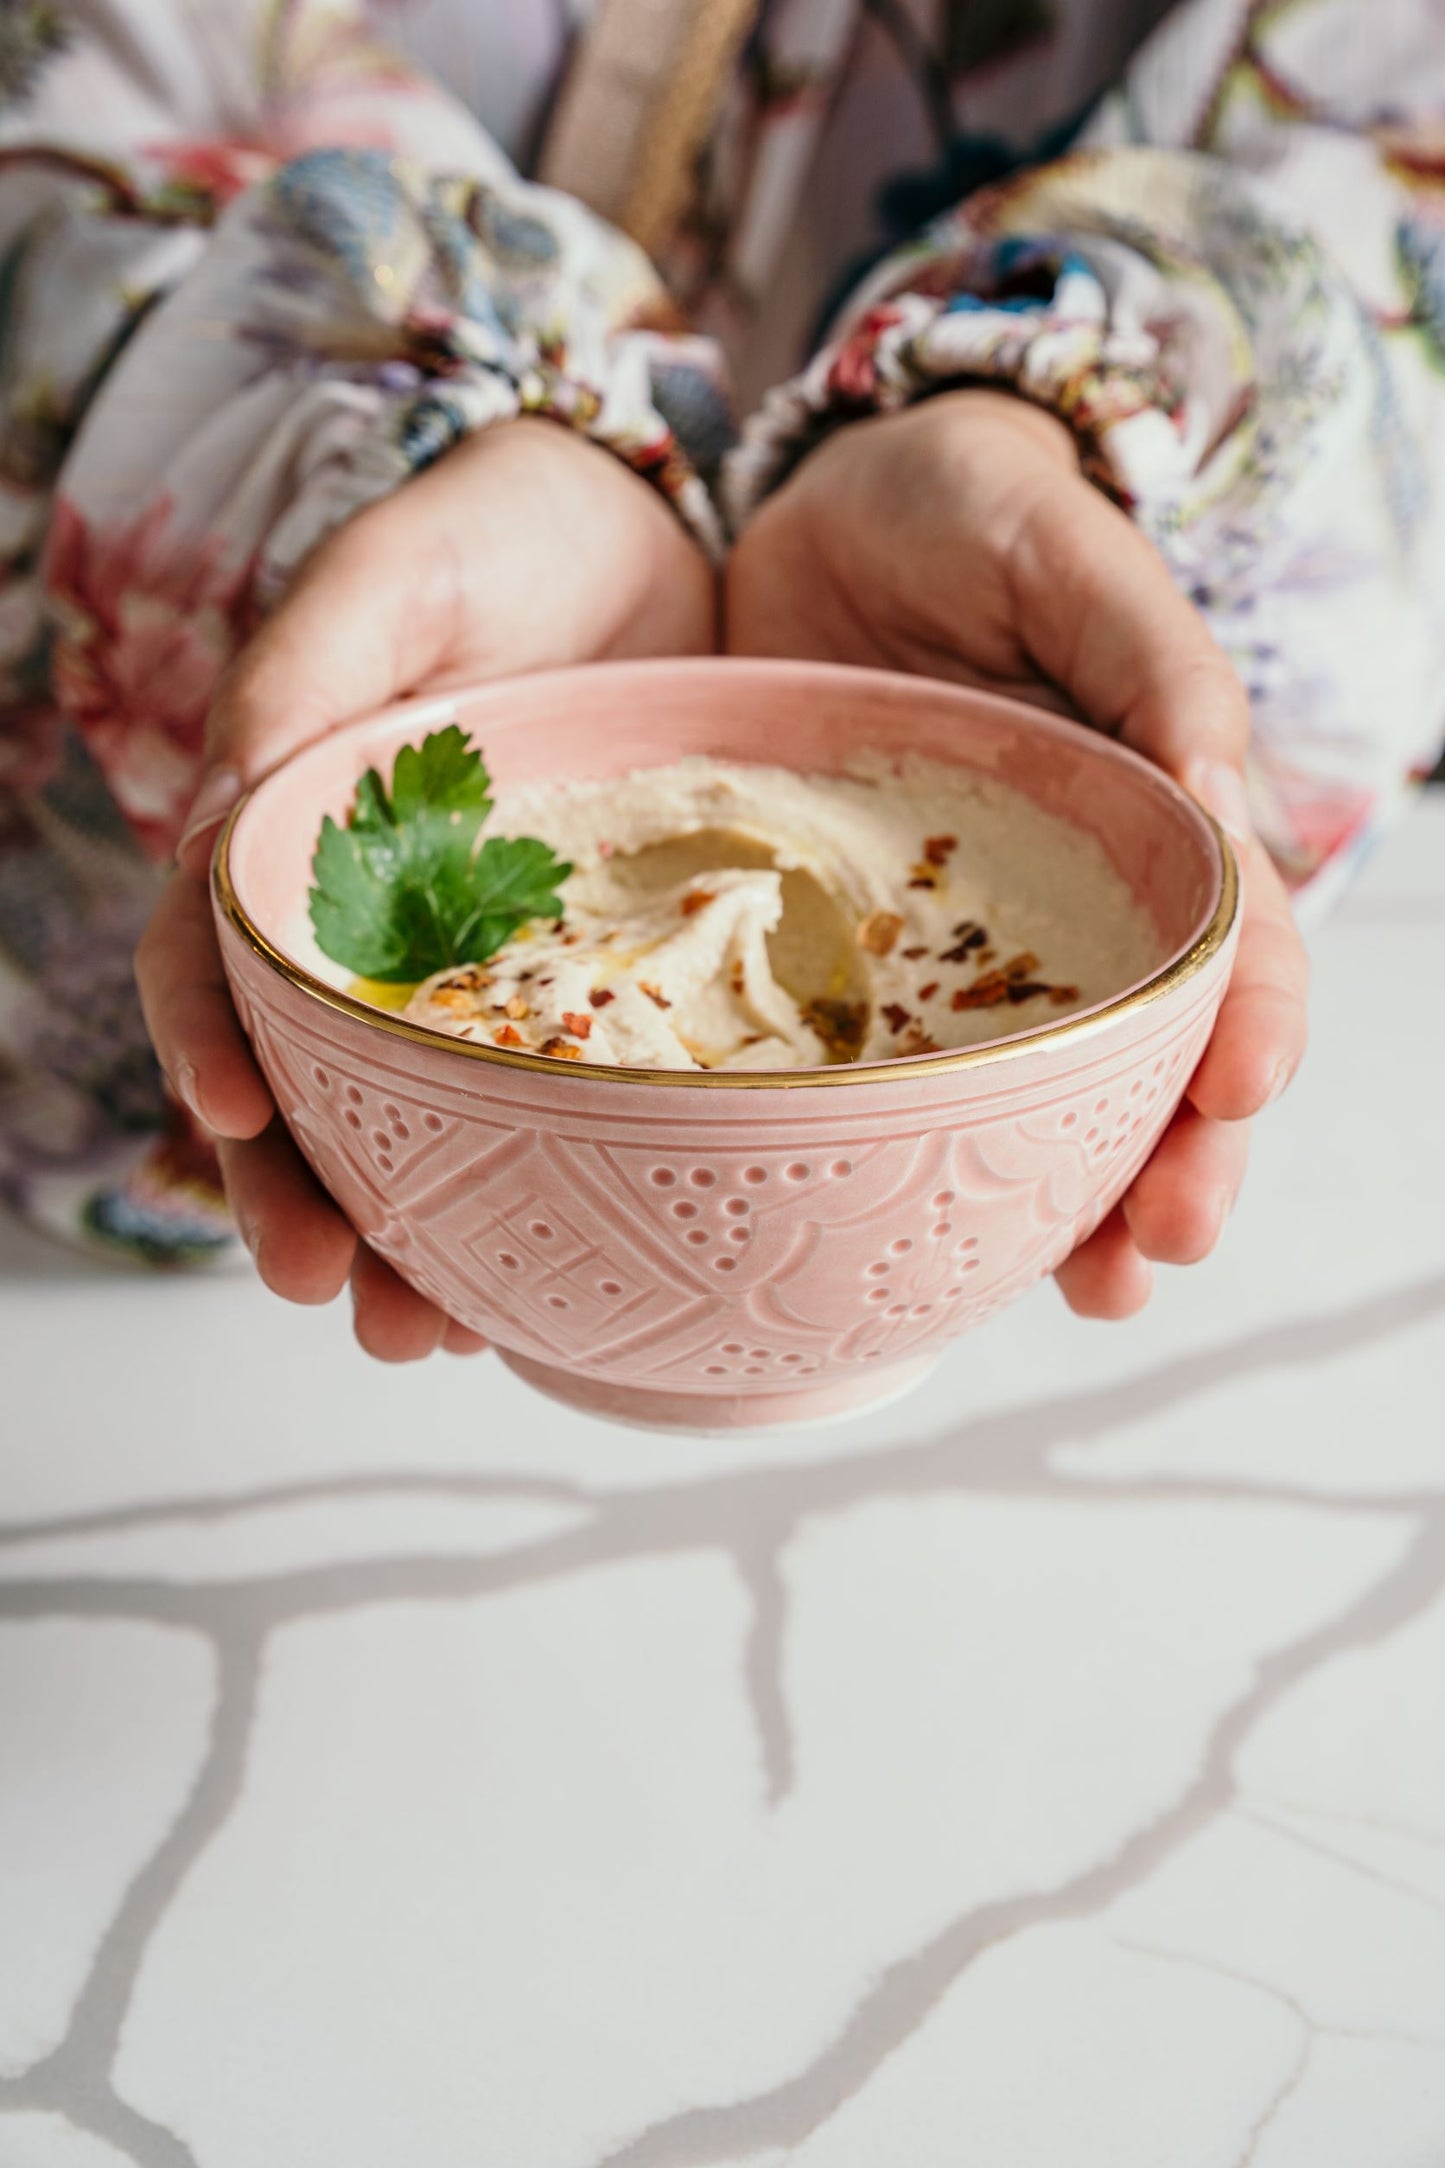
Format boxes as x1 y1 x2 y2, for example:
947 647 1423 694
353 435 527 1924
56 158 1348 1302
136 418 716 1360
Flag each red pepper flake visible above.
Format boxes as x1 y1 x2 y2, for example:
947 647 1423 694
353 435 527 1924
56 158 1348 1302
857 910 905 956
908 868 940 889
561 1011 593 1039
918 981 939 1001
494 1023 524 1047
540 1035 585 1060
940 925 988 964
588 987 616 1009
1005 981 1049 1005
882 1002 912 1034
901 944 930 960
1050 985 1080 1006
952 975 1010 1011
899 1025 941 1056
680 889 715 917
639 981 672 1010
1003 951 1040 981
729 962 746 995
923 834 957 866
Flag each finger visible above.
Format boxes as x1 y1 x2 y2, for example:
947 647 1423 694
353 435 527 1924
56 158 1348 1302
215 1123 356 1303
1189 834 1309 1121
176 512 450 875
442 1318 490 1357
350 1242 450 1362
1122 1103 1250 1265
1054 1204 1154 1319
1007 474 1251 788
136 870 273 1139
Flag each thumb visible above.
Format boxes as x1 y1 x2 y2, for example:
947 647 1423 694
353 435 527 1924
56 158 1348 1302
1009 472 1253 838
175 500 455 877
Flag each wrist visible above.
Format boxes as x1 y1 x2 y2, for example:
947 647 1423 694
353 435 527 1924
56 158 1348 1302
926 387 1080 469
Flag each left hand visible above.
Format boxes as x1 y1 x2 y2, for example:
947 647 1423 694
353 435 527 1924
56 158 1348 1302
726 388 1309 1319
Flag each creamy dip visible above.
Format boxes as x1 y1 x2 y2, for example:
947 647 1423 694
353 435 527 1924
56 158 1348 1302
400 754 1158 1071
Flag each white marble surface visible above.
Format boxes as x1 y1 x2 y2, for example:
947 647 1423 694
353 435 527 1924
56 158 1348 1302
3 799 1444 2168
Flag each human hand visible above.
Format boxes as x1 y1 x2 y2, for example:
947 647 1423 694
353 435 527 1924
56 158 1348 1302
137 418 716 1358
726 389 1308 1318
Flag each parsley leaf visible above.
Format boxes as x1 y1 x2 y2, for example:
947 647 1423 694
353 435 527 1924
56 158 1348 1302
308 726 571 983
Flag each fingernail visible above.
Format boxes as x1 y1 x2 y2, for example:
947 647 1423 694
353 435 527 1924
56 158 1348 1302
177 768 242 866
168 1057 205 1125
1189 761 1251 844
1266 1058 1295 1107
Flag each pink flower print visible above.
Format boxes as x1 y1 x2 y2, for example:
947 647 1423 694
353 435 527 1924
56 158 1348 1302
828 307 904 405
140 137 277 212
45 497 258 862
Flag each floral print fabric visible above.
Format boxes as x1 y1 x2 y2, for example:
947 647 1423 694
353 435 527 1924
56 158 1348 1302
1 0 1442 1259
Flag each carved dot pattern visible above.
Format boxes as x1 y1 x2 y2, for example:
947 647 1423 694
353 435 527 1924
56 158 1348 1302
223 914 1226 1409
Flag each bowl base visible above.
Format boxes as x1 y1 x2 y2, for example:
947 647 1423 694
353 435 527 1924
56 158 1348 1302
497 1350 940 1435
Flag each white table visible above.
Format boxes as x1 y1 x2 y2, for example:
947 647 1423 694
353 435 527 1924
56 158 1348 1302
3 800 1443 2168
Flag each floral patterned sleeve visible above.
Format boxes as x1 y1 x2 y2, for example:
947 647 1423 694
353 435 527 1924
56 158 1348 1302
725 0 1445 909
0 0 726 1261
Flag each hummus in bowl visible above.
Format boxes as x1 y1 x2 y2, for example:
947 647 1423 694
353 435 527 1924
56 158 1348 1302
399 753 1157 1073
214 658 1238 1431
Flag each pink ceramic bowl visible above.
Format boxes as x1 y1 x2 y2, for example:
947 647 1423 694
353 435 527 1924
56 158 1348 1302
214 658 1239 1430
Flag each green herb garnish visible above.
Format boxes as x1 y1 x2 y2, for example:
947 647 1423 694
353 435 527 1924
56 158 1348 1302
308 726 572 983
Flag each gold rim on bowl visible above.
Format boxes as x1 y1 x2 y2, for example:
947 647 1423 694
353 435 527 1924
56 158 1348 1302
214 772 1240 1094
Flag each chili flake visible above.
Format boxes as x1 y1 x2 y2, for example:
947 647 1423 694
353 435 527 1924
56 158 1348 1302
588 987 617 1009
940 925 988 964
561 1011 593 1039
